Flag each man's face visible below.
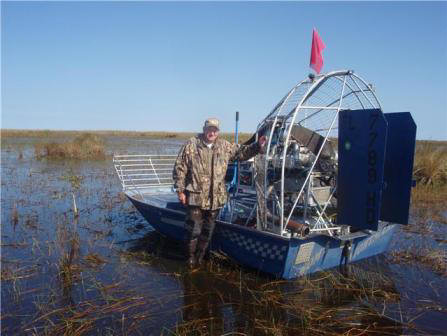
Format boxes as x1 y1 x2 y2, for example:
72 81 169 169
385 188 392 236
204 126 219 143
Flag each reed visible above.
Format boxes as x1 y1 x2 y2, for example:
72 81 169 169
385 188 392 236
58 233 81 288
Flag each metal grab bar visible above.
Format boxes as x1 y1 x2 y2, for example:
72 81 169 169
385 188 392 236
113 154 177 191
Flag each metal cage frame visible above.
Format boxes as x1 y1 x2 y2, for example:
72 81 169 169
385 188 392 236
255 70 382 237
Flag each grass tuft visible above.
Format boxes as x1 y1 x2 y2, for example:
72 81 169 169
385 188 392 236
413 141 447 187
34 133 105 159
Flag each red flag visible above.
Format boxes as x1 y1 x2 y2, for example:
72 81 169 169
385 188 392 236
310 28 326 74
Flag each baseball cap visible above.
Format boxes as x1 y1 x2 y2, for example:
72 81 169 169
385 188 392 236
204 118 220 130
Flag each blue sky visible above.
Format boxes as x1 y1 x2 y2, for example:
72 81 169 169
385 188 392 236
2 1 446 140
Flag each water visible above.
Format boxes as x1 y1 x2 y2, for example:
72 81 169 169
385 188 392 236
1 136 446 335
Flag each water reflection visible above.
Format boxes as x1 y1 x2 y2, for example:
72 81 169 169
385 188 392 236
124 231 406 335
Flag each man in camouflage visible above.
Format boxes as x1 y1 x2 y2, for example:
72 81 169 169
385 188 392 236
173 118 266 269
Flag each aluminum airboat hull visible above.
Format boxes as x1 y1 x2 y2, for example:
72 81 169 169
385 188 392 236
127 189 396 279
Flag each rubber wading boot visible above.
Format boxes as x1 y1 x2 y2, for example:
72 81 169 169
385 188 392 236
187 238 198 270
196 239 209 267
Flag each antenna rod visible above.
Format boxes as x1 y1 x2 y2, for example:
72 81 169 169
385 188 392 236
235 111 239 144
230 111 239 190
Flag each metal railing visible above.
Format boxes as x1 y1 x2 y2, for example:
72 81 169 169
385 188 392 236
113 154 177 191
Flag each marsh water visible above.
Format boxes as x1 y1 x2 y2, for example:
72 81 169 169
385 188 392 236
1 136 446 335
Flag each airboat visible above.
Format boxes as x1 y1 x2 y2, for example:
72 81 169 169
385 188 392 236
114 70 416 279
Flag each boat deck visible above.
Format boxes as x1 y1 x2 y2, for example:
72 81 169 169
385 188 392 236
126 187 258 216
126 188 185 212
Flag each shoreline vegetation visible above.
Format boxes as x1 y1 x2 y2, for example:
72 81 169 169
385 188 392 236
0 129 253 142
2 129 446 206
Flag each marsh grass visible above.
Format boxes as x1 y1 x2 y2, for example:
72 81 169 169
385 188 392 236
411 184 447 207
404 141 446 208
34 133 105 159
1 265 38 282
58 232 81 289
59 172 84 190
169 259 408 336
2 132 446 335
413 141 447 187
25 295 148 336
390 248 447 277
3 129 253 143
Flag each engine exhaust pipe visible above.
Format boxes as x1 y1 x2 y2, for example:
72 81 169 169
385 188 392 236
287 219 310 237
266 211 310 237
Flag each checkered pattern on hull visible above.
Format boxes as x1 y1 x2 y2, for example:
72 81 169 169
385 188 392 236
219 228 288 261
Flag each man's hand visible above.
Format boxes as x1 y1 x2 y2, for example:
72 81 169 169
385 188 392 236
178 192 186 205
258 135 267 149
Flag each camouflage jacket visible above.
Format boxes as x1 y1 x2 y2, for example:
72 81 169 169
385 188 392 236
173 134 260 210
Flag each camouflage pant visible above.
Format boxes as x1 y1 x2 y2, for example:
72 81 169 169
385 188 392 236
185 206 219 250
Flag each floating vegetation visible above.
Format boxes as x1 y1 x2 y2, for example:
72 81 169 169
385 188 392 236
1 265 38 282
84 253 107 268
390 248 447 277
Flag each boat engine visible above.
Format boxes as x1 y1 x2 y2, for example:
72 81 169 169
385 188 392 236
258 120 338 231
226 70 416 241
